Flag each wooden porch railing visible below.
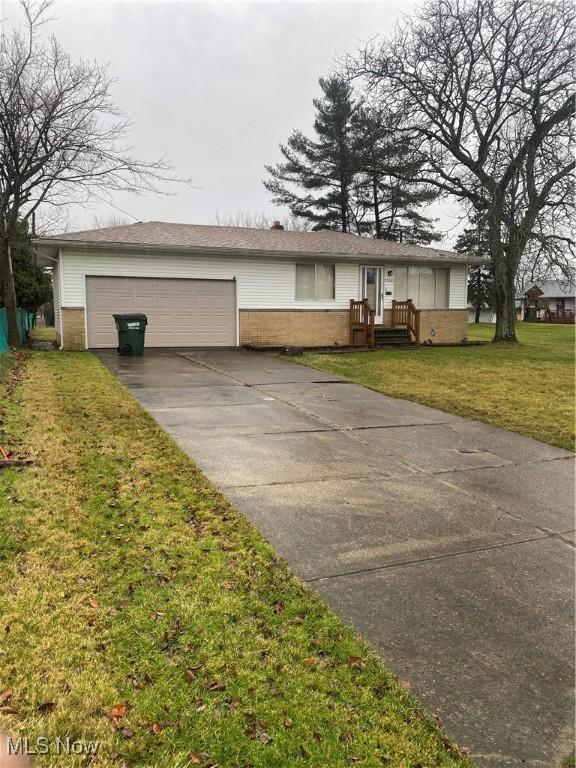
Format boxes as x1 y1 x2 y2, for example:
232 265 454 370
392 299 421 343
349 299 375 346
544 308 575 324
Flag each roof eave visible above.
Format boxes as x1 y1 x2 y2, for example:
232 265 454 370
32 237 479 265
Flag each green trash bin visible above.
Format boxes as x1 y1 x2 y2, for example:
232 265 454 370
113 313 148 356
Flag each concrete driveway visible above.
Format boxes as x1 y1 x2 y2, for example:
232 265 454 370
97 347 575 767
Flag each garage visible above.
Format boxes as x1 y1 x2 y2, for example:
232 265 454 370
85 276 237 348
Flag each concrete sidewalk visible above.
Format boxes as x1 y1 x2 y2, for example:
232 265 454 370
97 347 575 767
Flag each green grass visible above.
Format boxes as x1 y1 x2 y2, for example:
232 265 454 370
303 322 574 451
0 352 472 768
30 325 57 342
0 351 12 383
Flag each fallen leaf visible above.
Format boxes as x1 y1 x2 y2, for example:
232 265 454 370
37 701 56 714
109 703 127 721
0 706 18 714
87 597 100 609
284 717 293 729
151 722 163 735
189 755 203 765
185 667 199 681
347 656 364 670
120 728 134 740
245 717 272 744
0 689 14 706
206 680 226 692
303 657 318 667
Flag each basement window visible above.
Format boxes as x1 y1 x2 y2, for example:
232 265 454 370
295 263 335 300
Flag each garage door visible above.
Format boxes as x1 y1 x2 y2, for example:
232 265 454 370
85 276 236 348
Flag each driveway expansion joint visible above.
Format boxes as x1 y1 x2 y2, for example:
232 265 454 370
222 472 391 490
305 534 552 583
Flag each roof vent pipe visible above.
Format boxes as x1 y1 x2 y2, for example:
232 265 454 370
270 220 284 230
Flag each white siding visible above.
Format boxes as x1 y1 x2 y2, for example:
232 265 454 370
53 258 61 333
60 250 360 311
449 266 468 309
58 248 468 312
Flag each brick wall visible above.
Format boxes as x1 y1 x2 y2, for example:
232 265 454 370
418 309 469 344
59 306 468 350
61 308 86 351
239 309 350 347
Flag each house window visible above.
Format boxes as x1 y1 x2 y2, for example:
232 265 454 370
394 266 450 308
295 263 335 300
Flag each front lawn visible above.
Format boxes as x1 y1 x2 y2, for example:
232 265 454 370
303 322 574 451
0 353 471 768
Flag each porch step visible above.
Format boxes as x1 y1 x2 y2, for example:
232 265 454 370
374 327 414 347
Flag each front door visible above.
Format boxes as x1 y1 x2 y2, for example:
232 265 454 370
361 267 384 324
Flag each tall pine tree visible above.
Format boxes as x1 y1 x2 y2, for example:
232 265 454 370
265 81 440 243
352 106 440 243
264 76 359 232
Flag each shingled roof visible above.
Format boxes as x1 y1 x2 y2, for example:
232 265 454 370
35 221 475 263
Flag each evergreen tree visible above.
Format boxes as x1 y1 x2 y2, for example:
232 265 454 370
265 83 440 243
264 76 359 232
351 106 440 244
455 214 495 323
0 222 52 315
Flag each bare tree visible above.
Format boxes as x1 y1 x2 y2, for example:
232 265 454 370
352 0 574 341
92 214 133 229
214 211 311 231
0 1 184 346
515 241 576 293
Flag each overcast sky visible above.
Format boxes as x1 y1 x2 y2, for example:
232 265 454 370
3 0 463 244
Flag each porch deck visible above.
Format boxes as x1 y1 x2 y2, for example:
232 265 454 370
350 299 421 346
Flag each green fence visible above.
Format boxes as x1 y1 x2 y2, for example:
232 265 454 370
0 308 35 353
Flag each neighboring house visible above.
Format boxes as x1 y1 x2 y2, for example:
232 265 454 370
33 221 477 351
516 280 576 322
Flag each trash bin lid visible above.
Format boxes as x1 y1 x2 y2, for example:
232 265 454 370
113 313 148 321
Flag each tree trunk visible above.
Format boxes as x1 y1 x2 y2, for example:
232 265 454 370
488 207 518 343
373 176 382 239
340 193 348 233
474 269 481 322
493 255 518 342
0 236 19 348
